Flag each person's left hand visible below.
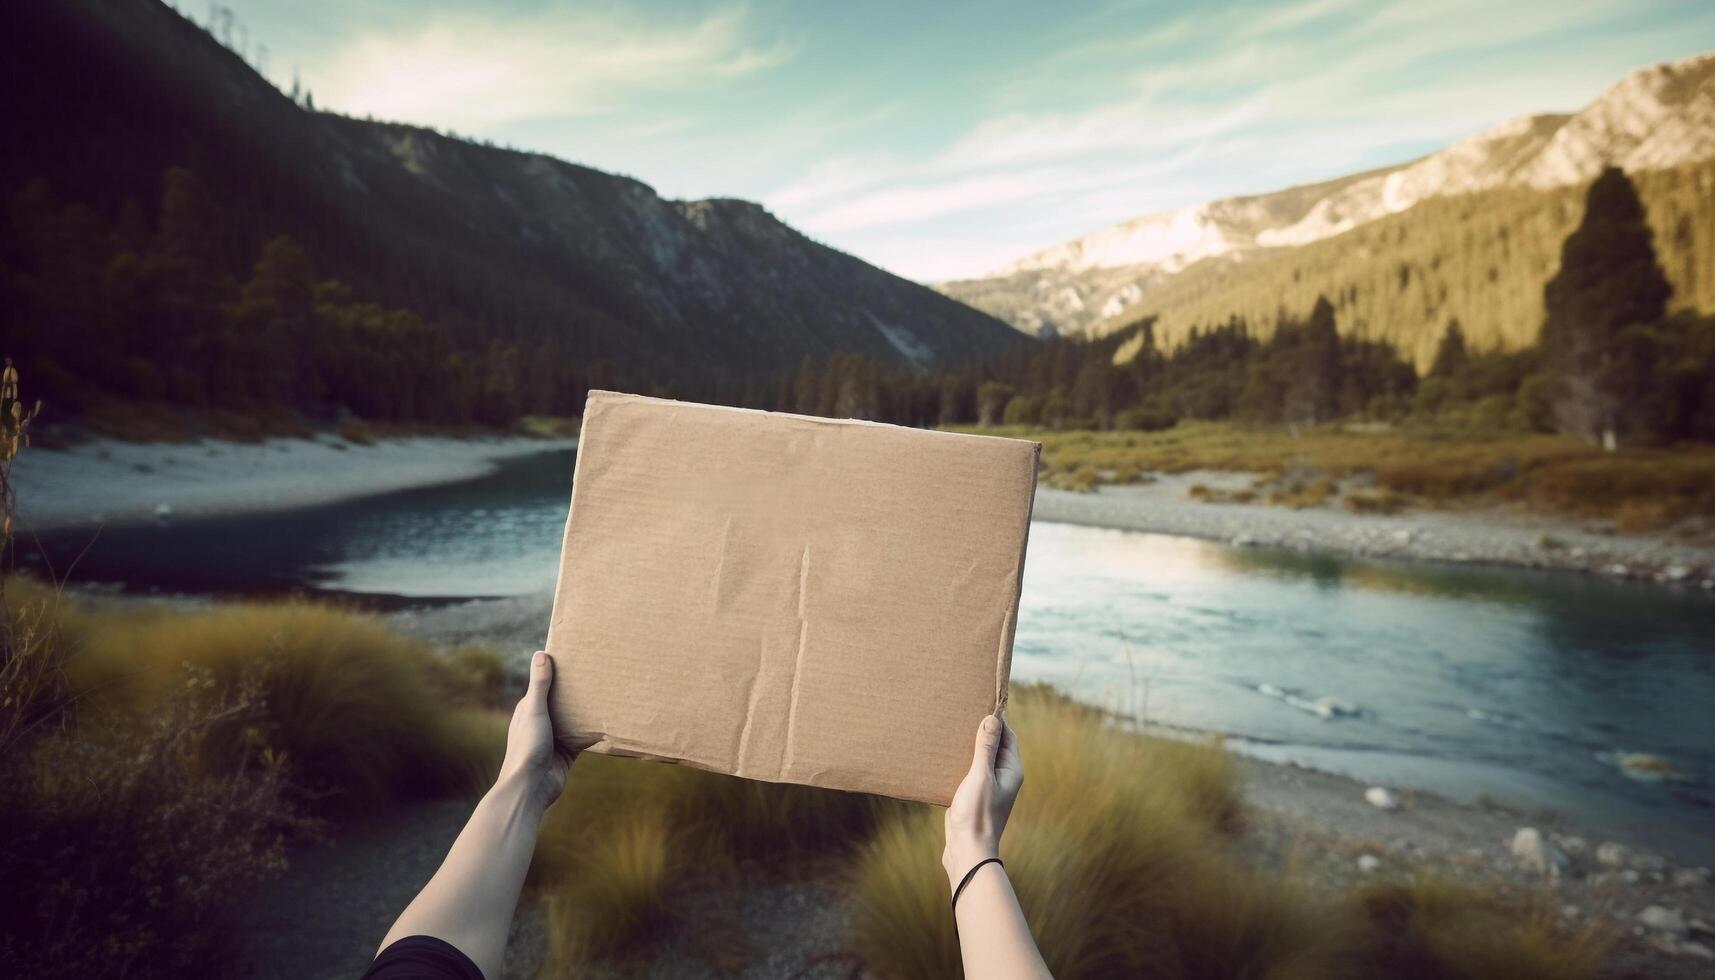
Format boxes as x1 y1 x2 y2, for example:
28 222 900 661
498 651 576 810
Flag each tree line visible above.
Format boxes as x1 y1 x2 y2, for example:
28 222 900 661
748 167 1714 448
3 164 1710 447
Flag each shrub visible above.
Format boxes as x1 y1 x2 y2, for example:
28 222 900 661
67 599 504 815
0 656 306 978
1117 407 1179 432
0 585 509 977
1355 879 1609 979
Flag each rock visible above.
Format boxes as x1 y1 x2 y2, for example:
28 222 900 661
1617 753 1681 782
1681 942 1713 960
1622 869 1642 884
1392 529 1413 543
1312 696 1358 719
1597 842 1631 867
1663 564 1693 581
1554 835 1589 855
1511 827 1570 878
1231 534 1254 547
1604 562 1630 577
1639 906 1689 937
1562 904 1580 919
1365 787 1401 811
1692 917 1715 936
1358 854 1381 873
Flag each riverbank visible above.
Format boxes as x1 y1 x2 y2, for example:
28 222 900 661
1033 470 1715 587
19 431 1715 585
34 585 1713 976
12 433 578 533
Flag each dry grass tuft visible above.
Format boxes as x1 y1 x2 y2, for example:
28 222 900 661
849 687 1602 980
531 752 890 972
1354 879 1610 979
67 600 503 814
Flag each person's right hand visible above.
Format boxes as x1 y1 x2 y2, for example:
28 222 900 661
943 713 1023 882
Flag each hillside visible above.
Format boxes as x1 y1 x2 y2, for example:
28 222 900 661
1126 158 1715 368
0 0 1021 422
941 51 1715 350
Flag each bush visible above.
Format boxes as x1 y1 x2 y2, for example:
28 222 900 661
0 584 510 977
1117 407 1179 432
68 601 503 815
1003 395 1042 427
1355 880 1609 979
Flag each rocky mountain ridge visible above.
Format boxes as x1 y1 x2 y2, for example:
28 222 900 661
943 50 1715 339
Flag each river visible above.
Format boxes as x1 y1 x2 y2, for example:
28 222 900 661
25 448 1715 860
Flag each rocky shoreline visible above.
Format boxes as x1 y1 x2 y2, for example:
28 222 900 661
1032 470 1715 589
13 433 578 533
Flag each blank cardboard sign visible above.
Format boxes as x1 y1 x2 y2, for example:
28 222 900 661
544 391 1039 805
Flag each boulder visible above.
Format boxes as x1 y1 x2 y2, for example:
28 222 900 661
1639 906 1688 938
1674 868 1710 888
1511 827 1570 878
1364 787 1401 811
1596 842 1631 868
1357 854 1381 873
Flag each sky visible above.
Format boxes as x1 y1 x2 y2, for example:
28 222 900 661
202 0 1715 282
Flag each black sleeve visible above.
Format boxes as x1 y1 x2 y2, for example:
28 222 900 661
360 935 485 980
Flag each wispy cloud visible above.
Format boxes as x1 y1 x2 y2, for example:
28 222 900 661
770 0 1679 278
308 3 793 131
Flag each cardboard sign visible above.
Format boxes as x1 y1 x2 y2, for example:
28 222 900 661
544 391 1038 805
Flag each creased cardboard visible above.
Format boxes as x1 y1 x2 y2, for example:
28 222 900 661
543 391 1039 805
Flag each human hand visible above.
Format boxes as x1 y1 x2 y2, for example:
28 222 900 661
497 651 576 811
942 714 1023 883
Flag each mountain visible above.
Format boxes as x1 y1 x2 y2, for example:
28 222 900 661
941 51 1715 356
0 0 1020 412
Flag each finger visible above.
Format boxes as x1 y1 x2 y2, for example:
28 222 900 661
970 714 1002 775
524 651 552 707
996 719 1023 774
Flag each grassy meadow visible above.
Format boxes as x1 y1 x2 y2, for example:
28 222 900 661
966 420 1715 532
0 581 1613 979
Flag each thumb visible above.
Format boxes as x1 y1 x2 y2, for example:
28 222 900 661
524 651 553 706
970 714 1002 775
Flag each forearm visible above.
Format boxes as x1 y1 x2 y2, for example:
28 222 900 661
378 773 548 978
948 862 1052 979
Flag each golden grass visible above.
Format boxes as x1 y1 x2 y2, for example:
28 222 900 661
61 595 505 815
516 414 583 438
531 752 890 971
1354 879 1611 979
848 686 1606 980
961 421 1715 528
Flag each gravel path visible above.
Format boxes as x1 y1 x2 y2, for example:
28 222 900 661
236 798 547 980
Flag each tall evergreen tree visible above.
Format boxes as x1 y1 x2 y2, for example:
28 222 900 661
1541 167 1672 447
1429 319 1469 378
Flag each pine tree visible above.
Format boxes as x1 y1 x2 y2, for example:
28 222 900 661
1541 167 1672 447
1429 319 1468 378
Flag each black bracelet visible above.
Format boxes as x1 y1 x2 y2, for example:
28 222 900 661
951 856 1005 915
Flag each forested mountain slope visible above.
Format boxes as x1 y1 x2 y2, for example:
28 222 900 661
943 51 1715 351
1121 159 1715 369
0 0 1021 422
